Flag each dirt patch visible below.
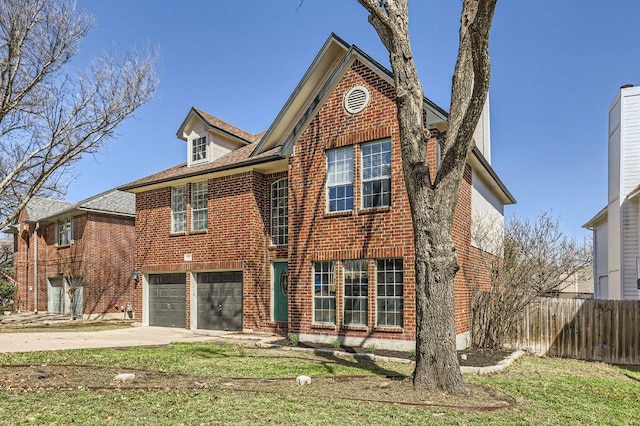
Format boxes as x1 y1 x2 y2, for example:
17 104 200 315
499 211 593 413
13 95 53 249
0 365 209 390
271 340 511 367
0 318 133 333
0 365 515 410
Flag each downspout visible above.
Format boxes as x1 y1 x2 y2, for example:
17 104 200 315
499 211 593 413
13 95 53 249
33 222 39 314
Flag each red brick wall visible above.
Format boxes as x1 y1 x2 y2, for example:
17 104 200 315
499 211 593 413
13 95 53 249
11 211 135 317
287 59 482 343
134 171 287 330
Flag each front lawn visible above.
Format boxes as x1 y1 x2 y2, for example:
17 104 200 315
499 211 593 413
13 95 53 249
0 343 638 425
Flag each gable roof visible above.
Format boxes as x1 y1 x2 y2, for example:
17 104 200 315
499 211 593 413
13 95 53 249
176 107 259 145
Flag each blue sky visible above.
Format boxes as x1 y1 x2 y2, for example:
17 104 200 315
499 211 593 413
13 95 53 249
66 0 640 237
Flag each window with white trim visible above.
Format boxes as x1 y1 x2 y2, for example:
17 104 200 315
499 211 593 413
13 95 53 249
271 178 288 245
376 259 403 327
362 139 391 208
56 218 73 245
191 181 208 231
326 146 354 212
191 136 207 163
171 185 187 233
344 259 368 326
313 261 335 323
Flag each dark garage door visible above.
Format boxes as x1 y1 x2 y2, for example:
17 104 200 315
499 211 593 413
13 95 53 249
197 271 243 331
149 273 186 328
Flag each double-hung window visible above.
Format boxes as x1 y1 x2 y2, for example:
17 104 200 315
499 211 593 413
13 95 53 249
271 178 288 245
191 181 208 231
313 261 336 323
344 260 368 326
56 218 73 245
362 139 391 208
326 147 354 212
171 185 187 233
191 137 207 163
376 259 403 327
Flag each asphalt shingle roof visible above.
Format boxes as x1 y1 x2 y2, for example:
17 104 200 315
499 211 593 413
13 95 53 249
194 108 261 143
25 197 74 222
23 189 135 222
121 141 282 190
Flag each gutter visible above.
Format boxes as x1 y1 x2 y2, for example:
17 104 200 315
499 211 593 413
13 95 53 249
33 222 39 314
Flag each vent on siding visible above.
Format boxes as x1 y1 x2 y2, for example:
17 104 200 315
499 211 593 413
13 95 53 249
344 85 370 114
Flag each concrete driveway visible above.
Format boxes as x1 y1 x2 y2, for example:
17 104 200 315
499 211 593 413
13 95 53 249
0 326 241 353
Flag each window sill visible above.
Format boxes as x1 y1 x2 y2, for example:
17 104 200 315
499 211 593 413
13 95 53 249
55 243 73 249
358 206 391 215
323 210 353 219
189 230 208 235
374 326 404 333
341 324 368 332
311 323 336 330
269 244 289 249
169 232 186 237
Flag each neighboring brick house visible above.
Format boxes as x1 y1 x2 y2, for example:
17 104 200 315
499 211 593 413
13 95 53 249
122 34 515 350
6 190 136 319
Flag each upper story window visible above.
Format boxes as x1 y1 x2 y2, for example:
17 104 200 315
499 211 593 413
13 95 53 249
56 218 73 245
326 146 354 212
171 185 187 233
190 137 207 164
362 139 391 209
271 178 288 245
191 181 208 232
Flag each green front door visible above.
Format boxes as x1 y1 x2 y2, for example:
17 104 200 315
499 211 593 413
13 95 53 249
273 262 288 322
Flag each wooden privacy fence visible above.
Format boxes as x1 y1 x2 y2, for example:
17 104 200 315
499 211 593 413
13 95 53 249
494 298 639 365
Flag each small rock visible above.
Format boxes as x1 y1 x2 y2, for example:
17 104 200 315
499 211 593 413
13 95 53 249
296 375 311 386
114 373 136 384
377 381 391 389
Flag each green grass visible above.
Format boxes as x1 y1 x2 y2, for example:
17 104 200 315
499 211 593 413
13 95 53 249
1 344 639 425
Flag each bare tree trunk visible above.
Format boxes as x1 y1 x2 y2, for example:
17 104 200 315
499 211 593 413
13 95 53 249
358 0 497 393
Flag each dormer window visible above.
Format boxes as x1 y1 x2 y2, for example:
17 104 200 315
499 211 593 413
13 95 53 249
190 137 207 164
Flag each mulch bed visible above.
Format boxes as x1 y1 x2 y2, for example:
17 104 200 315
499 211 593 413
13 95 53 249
272 339 511 367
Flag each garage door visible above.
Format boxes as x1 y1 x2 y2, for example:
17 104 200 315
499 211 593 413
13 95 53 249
196 271 243 331
149 273 186 328
48 278 64 314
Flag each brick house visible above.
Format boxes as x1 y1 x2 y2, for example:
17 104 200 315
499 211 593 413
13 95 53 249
122 34 515 350
6 190 136 319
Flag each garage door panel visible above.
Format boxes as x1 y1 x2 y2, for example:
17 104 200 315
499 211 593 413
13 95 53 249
196 272 243 331
149 274 186 328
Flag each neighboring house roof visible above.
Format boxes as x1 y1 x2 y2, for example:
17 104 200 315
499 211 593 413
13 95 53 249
583 206 607 229
25 197 75 222
21 189 135 224
120 142 283 191
176 107 260 145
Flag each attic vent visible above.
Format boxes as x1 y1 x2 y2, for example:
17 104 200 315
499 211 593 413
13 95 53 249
344 85 370 114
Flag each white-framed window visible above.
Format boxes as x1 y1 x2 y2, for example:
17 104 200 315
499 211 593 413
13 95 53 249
326 146 354 212
376 259 403 327
344 259 368 326
191 136 207 163
271 178 288 245
191 181 208 231
362 139 391 209
56 218 73 245
171 185 187 233
313 261 336 324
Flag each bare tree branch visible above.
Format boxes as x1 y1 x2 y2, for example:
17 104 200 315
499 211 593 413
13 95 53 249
0 0 157 230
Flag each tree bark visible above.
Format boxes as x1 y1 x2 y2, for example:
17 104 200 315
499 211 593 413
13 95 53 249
358 0 497 394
